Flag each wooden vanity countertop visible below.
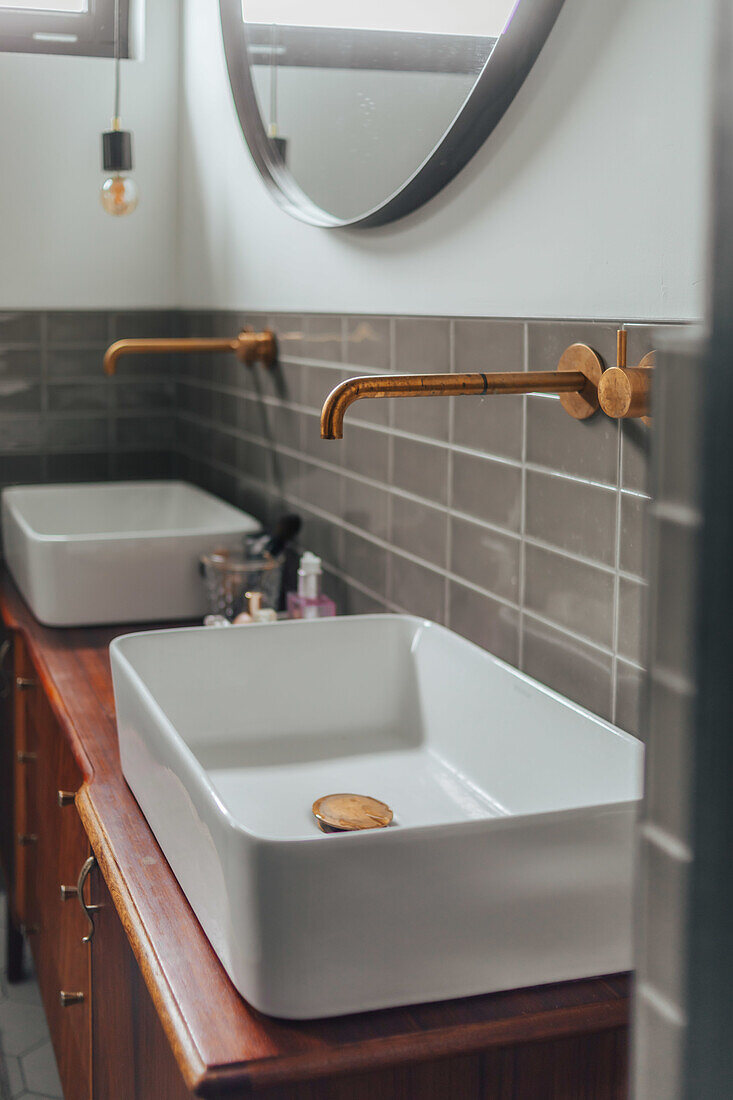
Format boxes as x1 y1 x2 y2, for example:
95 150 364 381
0 571 630 1096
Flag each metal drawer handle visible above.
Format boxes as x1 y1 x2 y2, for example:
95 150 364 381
16 677 36 690
58 790 76 807
17 833 37 846
59 991 85 1007
60 884 78 901
17 750 37 763
77 855 102 943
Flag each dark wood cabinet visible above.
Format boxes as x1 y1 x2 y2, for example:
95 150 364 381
0 628 22 983
12 636 38 935
30 682 90 1100
89 868 190 1100
0 578 631 1100
5 642 91 1100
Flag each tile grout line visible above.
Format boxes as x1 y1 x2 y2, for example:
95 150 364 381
384 317 396 605
324 561 403 615
636 981 687 1029
243 310 686 328
339 315 347 365
106 310 115 476
39 311 48 483
444 320 455 627
517 323 529 670
639 822 693 863
649 664 695 696
611 421 623 724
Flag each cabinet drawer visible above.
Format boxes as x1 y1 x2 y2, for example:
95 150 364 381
0 631 15 891
18 661 91 1100
12 638 39 930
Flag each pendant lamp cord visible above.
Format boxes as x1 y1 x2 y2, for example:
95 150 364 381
113 0 121 124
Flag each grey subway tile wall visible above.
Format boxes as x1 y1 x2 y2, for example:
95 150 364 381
525 469 617 566
453 320 525 462
449 517 520 603
615 659 645 735
0 309 686 743
0 309 177 491
522 616 614 719
448 580 520 666
392 318 451 438
345 316 391 372
633 332 702 1100
175 312 687 736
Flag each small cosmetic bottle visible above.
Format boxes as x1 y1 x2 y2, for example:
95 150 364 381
286 552 336 620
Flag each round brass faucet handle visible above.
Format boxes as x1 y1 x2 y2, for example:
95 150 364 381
557 344 603 420
598 351 655 422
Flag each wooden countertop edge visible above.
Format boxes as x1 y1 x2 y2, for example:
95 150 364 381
199 999 630 1095
77 789 210 1096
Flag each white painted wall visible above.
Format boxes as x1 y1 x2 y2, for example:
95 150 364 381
0 0 180 309
178 0 713 321
0 0 714 319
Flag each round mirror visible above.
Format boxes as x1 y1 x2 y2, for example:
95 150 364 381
220 0 565 228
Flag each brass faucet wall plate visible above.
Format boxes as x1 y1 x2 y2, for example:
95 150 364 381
557 344 603 420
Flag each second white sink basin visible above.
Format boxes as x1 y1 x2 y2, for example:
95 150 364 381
111 614 643 1019
2 480 260 626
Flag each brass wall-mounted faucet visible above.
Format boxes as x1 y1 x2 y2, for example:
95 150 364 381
320 343 603 439
321 331 658 439
103 328 277 376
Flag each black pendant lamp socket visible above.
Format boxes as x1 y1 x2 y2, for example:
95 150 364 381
102 127 132 173
100 0 138 216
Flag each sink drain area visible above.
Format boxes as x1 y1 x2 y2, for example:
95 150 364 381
312 793 394 832
205 746 506 840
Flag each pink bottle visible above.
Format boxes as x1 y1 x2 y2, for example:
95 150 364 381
286 552 336 620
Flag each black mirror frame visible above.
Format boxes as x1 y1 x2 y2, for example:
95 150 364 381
219 0 565 228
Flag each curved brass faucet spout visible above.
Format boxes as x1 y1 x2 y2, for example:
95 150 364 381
321 364 596 440
103 329 277 376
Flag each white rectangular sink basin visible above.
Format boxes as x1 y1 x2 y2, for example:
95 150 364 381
111 614 643 1020
2 480 259 627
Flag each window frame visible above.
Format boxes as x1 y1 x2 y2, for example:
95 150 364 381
245 25 497 76
0 0 129 58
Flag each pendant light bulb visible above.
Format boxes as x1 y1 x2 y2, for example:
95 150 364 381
100 122 138 217
100 173 139 217
99 0 138 217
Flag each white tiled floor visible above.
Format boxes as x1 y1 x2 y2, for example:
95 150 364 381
0 894 64 1100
